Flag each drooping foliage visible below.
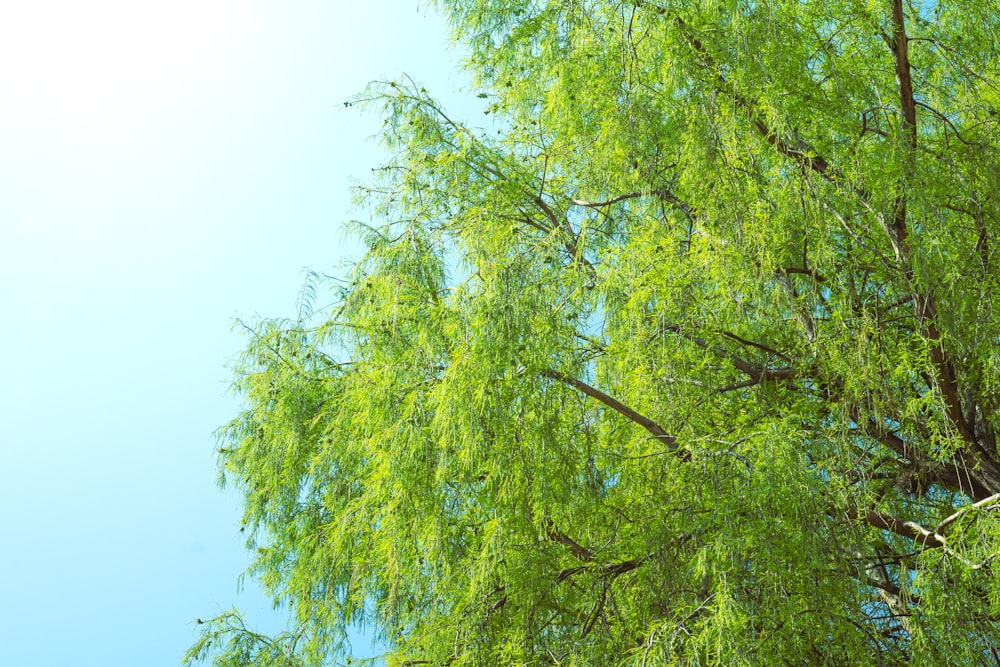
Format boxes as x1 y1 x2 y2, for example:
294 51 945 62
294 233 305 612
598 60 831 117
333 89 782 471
187 1 1000 664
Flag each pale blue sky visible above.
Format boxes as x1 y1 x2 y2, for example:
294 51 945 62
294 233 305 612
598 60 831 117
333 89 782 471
0 2 477 664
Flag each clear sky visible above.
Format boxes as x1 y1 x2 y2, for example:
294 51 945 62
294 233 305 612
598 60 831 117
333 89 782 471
0 2 476 664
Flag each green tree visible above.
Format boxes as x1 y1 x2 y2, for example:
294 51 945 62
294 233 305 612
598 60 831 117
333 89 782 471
187 0 1000 664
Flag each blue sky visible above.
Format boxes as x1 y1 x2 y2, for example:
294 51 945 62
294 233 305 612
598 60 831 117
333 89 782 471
0 2 477 664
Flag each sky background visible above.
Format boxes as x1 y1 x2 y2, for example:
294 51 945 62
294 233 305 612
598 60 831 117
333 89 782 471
0 2 478 665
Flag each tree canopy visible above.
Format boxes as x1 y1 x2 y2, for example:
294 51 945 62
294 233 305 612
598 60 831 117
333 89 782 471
187 0 1000 664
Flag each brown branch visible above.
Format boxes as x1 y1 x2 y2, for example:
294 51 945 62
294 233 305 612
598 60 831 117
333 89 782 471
663 325 796 383
851 409 911 460
886 0 911 261
555 557 645 583
579 590 605 639
848 406 989 500
531 193 563 230
555 565 589 582
884 1 978 452
671 15 841 187
527 195 597 277
543 517 594 562
571 191 645 207
541 369 678 451
749 115 833 181
915 101 984 147
863 574 909 602
926 322 977 445
506 210 551 235
890 0 917 150
843 505 945 548
716 379 761 394
577 559 644 639
843 505 993 572
602 557 644 577
717 330 792 362
779 266 827 284
571 187 695 228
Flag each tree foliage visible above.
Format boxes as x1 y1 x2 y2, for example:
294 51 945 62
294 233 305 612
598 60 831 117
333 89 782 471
188 0 1000 664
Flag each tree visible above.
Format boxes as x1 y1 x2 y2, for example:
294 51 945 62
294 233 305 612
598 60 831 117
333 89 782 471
187 0 1000 664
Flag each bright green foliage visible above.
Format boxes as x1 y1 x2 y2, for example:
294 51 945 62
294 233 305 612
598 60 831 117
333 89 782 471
187 1 1000 664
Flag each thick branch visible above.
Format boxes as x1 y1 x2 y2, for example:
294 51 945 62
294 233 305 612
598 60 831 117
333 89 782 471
844 505 946 548
571 191 645 208
749 114 833 181
716 379 761 394
543 517 593 562
890 0 917 150
663 325 796 383
884 2 977 450
779 266 827 284
849 407 989 500
541 369 678 451
555 557 645 583
672 14 841 187
844 506 993 572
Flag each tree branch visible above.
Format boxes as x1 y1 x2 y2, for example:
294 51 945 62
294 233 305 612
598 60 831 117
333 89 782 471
936 493 1000 534
778 266 827 284
884 1 980 452
543 517 593 562
662 325 797 383
571 191 645 207
890 0 917 150
843 505 946 548
671 14 842 187
847 406 990 500
541 369 678 451
716 330 792 362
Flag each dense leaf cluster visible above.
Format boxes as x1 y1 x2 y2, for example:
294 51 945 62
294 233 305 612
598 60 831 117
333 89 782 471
188 1 1000 664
